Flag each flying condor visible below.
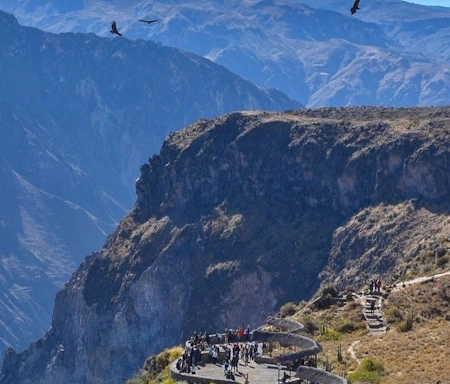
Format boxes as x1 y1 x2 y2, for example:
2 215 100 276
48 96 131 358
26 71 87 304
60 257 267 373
350 0 361 15
110 21 122 36
139 19 159 24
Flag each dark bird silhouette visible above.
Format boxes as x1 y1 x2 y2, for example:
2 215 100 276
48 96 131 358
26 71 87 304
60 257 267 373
139 19 159 24
350 0 360 15
110 21 122 36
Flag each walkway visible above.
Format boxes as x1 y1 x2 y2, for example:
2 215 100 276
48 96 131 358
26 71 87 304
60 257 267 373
171 358 296 383
390 270 450 291
355 291 387 335
171 316 349 384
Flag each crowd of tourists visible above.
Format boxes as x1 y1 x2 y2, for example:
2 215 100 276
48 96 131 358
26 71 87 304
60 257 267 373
175 325 318 382
175 325 264 378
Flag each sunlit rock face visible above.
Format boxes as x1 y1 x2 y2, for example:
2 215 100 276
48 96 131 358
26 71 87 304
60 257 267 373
2 106 450 384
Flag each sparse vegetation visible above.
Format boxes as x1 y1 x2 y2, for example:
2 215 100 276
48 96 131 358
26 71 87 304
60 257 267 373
396 312 414 332
127 346 184 384
347 357 385 383
291 274 450 383
280 302 300 317
384 305 403 324
348 358 384 384
314 285 339 310
335 318 362 334
436 255 449 268
318 326 343 341
301 315 320 335
348 369 382 384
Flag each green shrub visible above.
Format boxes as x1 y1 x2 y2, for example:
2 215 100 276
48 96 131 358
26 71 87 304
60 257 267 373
159 366 178 384
280 302 299 317
127 346 184 384
321 285 338 297
397 312 414 332
360 357 384 374
347 357 384 384
347 369 382 384
315 285 339 310
155 346 184 371
336 319 359 334
317 327 343 341
302 316 319 335
385 305 404 324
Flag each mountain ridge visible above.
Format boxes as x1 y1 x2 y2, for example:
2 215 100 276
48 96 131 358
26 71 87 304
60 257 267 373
2 0 450 106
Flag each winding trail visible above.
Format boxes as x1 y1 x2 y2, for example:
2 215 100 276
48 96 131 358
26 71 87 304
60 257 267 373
347 340 361 366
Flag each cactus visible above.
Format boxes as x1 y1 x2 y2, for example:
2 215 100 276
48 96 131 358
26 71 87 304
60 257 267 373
398 312 414 332
324 356 334 372
406 312 414 331
337 343 343 363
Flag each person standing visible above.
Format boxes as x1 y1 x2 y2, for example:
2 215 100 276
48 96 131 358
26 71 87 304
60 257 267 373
212 347 219 365
224 359 229 375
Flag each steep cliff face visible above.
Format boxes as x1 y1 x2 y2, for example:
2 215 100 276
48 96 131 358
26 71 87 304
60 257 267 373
0 9 301 356
2 107 450 384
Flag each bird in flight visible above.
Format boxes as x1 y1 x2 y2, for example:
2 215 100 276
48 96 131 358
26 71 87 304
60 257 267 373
139 19 159 24
350 0 361 15
110 21 122 36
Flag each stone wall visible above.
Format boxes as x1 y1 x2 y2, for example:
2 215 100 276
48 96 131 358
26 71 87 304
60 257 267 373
169 361 235 384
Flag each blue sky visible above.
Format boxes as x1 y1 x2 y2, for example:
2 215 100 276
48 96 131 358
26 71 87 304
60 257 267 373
407 0 450 6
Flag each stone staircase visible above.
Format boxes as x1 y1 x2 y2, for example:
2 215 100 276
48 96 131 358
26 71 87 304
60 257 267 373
355 291 387 335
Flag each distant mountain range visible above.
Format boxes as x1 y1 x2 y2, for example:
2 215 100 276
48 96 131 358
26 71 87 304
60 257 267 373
0 8 299 357
297 0 450 61
1 0 450 106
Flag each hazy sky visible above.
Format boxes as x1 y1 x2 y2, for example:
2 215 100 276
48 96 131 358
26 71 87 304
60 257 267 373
407 0 450 6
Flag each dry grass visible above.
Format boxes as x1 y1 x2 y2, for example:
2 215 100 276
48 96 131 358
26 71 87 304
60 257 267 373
288 275 450 383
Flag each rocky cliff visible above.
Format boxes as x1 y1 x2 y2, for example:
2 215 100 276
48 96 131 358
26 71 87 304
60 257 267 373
2 106 450 384
0 9 300 356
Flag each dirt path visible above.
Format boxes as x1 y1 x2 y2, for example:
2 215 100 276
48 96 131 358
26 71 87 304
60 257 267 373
390 270 450 291
347 340 361 365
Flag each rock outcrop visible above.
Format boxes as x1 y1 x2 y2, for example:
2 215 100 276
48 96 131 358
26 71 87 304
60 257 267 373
2 106 450 384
